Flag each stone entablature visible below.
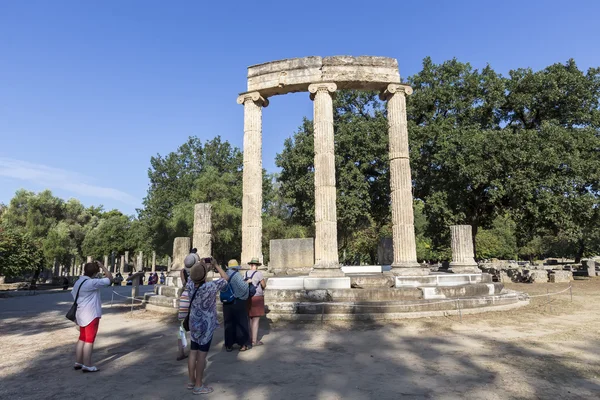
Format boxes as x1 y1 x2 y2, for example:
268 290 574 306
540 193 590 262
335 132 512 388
246 56 401 97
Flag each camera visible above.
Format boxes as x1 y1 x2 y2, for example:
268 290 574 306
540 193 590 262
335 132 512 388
204 257 212 263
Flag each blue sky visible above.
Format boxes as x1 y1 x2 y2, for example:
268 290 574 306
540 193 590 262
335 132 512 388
1 0 599 215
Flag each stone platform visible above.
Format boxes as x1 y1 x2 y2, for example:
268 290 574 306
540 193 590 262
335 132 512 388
264 273 529 321
143 272 529 321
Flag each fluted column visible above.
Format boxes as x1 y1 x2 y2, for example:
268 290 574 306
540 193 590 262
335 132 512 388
449 225 481 274
237 92 268 265
193 203 212 258
308 83 344 277
380 84 427 276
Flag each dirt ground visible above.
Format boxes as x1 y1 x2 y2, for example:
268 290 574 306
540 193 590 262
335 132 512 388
0 279 599 399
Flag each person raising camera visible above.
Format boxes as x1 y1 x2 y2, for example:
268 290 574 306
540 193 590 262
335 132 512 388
71 261 113 373
185 257 229 394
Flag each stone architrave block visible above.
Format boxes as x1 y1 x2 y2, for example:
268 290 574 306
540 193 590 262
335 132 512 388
341 265 383 274
549 270 573 283
269 238 314 274
377 238 394 265
527 270 549 283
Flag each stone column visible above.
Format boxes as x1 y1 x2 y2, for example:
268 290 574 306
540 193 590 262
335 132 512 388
125 251 129 267
152 251 156 273
449 225 481 274
193 203 212 258
380 84 426 276
308 83 343 277
86 256 92 263
171 237 191 272
137 251 143 272
120 255 125 273
103 255 108 269
237 92 268 265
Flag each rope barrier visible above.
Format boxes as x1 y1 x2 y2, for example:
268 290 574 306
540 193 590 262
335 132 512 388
523 285 572 298
110 290 145 302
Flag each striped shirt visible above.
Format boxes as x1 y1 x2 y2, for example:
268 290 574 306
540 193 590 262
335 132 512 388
226 269 249 300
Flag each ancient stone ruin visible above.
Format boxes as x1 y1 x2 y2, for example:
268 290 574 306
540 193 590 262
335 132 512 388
237 56 426 276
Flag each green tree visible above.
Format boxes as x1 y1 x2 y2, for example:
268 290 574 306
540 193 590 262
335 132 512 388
0 228 43 278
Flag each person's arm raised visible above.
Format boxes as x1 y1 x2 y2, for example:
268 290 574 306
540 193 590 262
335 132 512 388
213 261 229 281
97 261 113 283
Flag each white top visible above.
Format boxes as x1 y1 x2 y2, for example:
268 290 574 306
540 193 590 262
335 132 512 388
71 276 111 327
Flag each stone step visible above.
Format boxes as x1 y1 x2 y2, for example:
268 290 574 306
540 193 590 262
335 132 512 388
265 282 503 303
153 285 183 297
421 283 503 299
395 273 493 287
266 290 524 318
144 293 178 309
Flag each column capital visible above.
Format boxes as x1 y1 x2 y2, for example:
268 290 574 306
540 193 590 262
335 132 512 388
379 83 413 101
308 82 337 100
237 91 269 107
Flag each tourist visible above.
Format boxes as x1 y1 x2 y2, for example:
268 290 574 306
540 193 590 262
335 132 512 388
159 272 166 285
185 258 229 395
139 272 144 285
177 287 190 361
126 272 133 286
223 259 251 352
114 272 124 286
152 272 159 285
245 257 267 346
182 248 200 286
72 261 113 372
62 276 70 291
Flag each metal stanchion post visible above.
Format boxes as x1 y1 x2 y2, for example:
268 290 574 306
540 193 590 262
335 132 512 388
570 285 573 302
111 290 114 307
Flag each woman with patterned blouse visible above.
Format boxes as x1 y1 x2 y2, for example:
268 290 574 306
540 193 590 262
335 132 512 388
185 258 229 395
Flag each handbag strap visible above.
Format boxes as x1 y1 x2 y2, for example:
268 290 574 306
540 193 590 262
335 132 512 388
73 278 87 303
187 283 201 318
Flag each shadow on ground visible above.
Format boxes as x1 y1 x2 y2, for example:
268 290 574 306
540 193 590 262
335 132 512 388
1 281 599 399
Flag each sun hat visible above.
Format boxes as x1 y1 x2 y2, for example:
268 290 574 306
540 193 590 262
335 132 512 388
228 259 240 268
248 257 262 266
190 262 207 283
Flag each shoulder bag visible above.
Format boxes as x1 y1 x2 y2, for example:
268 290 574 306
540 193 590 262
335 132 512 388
66 279 87 322
182 284 200 332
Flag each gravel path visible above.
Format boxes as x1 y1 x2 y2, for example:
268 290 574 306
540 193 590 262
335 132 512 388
1 280 599 399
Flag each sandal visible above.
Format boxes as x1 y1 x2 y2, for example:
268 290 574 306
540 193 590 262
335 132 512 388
252 341 264 346
226 347 233 352
176 354 188 361
82 366 99 373
187 382 195 390
74 363 83 370
239 346 249 352
193 385 214 395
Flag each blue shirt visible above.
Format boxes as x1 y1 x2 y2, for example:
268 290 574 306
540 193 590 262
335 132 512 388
226 269 249 300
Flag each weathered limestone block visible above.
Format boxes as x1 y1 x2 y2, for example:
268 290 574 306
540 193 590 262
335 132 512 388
499 271 513 283
549 270 573 283
171 237 191 271
527 270 549 283
269 238 314 275
449 225 481 274
193 203 212 258
586 260 597 277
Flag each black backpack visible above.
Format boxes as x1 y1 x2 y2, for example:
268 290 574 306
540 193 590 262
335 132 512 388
245 271 258 298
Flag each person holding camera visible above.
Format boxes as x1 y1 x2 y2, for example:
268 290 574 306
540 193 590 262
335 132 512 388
185 257 229 395
223 259 251 352
71 261 113 373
